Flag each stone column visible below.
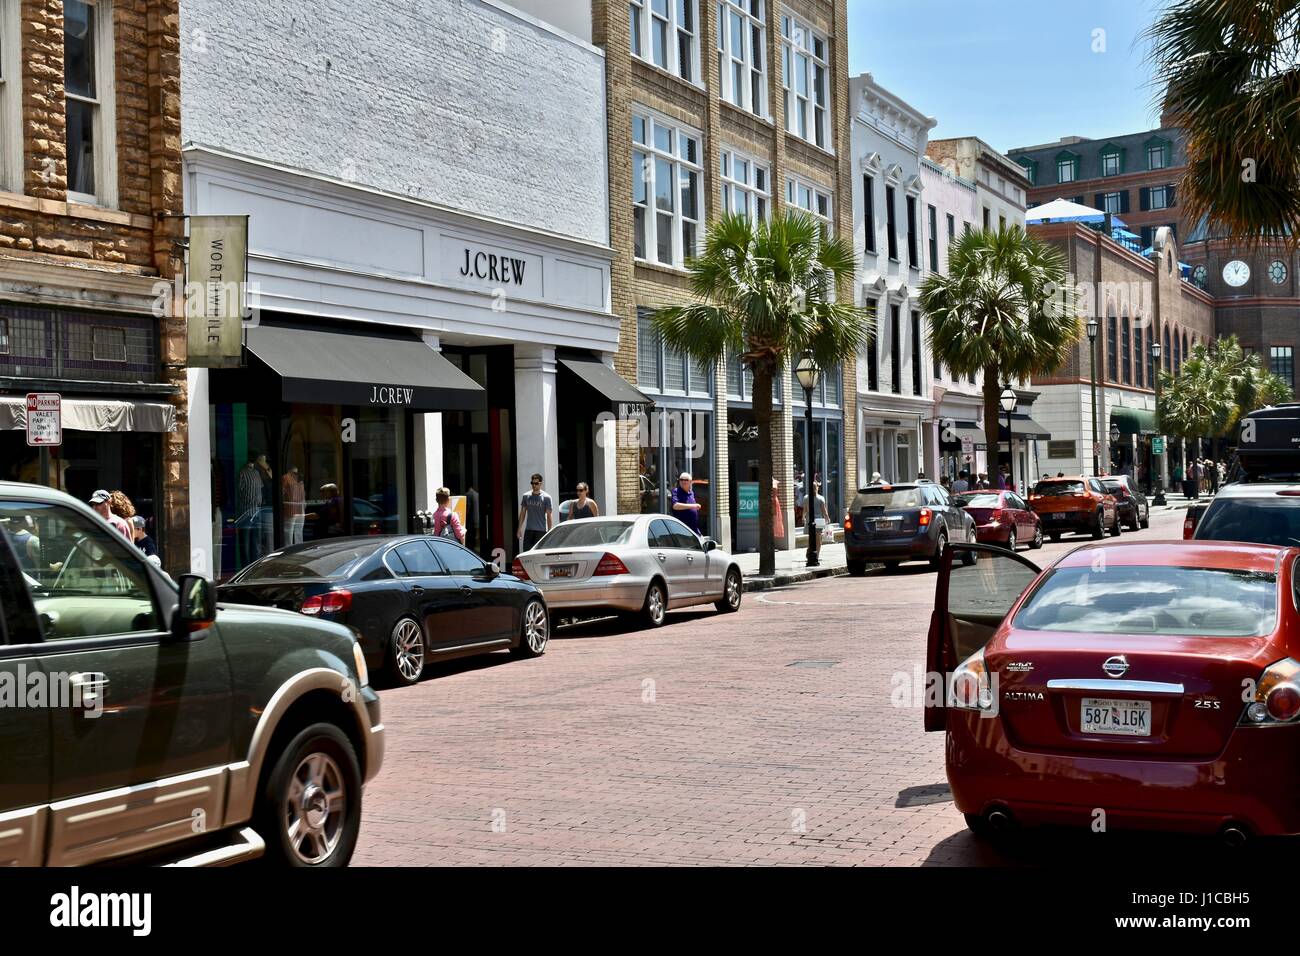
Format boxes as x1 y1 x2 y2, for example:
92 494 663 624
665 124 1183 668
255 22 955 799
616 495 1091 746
514 344 559 518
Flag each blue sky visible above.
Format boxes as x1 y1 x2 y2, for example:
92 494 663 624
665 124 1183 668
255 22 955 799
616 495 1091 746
846 0 1170 153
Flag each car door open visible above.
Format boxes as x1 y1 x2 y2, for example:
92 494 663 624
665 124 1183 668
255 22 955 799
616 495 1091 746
924 542 1042 732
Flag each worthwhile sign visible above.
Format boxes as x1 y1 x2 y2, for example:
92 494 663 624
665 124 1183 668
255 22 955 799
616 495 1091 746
186 215 249 368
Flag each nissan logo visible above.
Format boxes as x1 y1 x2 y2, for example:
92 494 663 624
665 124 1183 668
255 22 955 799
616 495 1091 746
1103 655 1129 678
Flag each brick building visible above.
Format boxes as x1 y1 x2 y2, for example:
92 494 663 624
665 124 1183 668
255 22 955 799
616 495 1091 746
0 0 186 568
1008 126 1188 250
1027 222 1215 487
591 0 855 551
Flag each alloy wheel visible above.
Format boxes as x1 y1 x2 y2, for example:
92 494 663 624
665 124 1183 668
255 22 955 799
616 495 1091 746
725 570 741 608
523 600 548 653
282 752 346 865
646 584 666 625
392 619 424 683
1006 528 1016 552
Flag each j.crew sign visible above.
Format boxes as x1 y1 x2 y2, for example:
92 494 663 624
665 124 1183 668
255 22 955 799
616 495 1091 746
442 236 541 298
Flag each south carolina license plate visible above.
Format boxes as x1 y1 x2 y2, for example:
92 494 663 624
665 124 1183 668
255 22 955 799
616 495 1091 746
548 565 576 579
1081 698 1151 736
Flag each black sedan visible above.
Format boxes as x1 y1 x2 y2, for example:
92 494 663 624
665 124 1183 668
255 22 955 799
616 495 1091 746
218 535 549 686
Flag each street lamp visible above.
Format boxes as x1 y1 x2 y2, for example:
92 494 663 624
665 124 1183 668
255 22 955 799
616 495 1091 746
1151 340 1166 505
1109 422 1121 473
1086 317 1100 475
1000 383 1017 489
795 351 821 568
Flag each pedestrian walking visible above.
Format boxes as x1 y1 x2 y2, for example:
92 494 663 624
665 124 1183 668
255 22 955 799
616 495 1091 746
431 487 465 544
563 482 599 521
799 479 829 560
131 515 158 557
771 478 785 542
89 489 132 540
517 473 553 552
282 465 305 545
1189 459 1202 500
671 472 703 535
952 470 970 493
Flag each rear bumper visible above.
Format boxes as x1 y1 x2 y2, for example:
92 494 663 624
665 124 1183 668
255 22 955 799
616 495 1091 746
946 711 1300 835
845 531 934 562
1036 511 1093 533
529 577 648 613
973 524 1013 544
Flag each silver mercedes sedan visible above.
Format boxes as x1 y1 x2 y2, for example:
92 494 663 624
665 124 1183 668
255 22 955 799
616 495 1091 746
511 514 743 627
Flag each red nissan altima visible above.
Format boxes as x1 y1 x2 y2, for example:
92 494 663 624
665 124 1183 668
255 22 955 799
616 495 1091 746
927 539 1300 844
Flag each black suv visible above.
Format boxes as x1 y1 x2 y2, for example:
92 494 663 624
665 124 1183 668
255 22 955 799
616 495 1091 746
844 481 977 575
1098 475 1150 531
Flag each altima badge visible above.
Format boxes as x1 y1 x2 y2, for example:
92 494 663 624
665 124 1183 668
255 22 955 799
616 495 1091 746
1103 655 1129 678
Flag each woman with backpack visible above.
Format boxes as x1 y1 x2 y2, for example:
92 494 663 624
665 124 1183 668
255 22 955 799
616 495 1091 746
432 487 465 544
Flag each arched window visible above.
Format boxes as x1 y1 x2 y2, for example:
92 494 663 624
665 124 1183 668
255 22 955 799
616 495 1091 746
1174 329 1182 373
1135 323 1145 388
1122 316 1132 384
1183 332 1189 365
1107 310 1118 382
1163 326 1171 371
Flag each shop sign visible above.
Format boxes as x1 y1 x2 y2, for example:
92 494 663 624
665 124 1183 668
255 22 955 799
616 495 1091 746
25 392 60 446
1152 437 1165 455
1046 440 1075 459
736 481 760 553
186 215 249 368
442 236 542 299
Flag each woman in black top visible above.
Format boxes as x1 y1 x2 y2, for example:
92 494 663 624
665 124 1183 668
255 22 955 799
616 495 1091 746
567 482 599 520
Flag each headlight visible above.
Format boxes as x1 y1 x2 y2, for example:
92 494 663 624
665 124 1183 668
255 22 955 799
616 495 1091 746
352 640 370 688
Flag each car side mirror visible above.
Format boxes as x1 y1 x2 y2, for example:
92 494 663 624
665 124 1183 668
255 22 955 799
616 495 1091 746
172 573 216 640
703 538 718 552
483 563 500 579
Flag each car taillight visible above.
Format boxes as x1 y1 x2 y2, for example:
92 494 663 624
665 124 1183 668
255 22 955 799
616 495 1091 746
1243 658 1300 725
918 507 931 527
844 513 852 530
511 558 529 581
950 649 994 712
991 508 1005 524
301 589 352 616
594 553 629 576
1183 515 1194 539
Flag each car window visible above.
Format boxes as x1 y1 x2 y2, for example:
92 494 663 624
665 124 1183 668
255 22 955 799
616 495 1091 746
1014 565 1277 637
1101 481 1127 497
430 539 486 576
649 519 679 549
233 540 378 580
1033 480 1084 496
536 521 635 548
0 500 161 640
851 488 923 511
392 539 443 576
1197 498 1300 547
665 518 702 550
953 493 1001 508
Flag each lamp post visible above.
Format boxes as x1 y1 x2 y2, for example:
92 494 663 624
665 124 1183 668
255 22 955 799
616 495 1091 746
1109 422 1121 474
1086 317 1100 475
1000 383 1017 489
796 351 821 568
1151 340 1166 505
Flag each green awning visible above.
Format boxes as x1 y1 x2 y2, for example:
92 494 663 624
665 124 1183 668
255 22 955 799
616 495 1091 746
1111 406 1157 436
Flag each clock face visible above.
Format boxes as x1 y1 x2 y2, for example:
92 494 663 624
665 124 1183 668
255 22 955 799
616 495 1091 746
1223 260 1251 287
1270 260 1288 284
1192 265 1207 287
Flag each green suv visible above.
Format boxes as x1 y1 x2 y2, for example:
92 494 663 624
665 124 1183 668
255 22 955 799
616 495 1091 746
0 482 384 867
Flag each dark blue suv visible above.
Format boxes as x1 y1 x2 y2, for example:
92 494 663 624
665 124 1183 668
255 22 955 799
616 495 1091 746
844 482 977 575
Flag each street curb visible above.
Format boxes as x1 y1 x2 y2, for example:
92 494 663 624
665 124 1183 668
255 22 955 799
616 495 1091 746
743 564 848 591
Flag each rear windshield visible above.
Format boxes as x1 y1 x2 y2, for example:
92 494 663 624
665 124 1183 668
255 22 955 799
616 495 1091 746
1100 481 1127 495
851 488 923 511
952 493 1001 508
235 541 378 580
1013 565 1277 637
1196 498 1300 547
536 521 635 548
1033 480 1084 496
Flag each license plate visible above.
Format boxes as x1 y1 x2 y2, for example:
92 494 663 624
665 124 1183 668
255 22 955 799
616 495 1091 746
874 519 899 530
1047 512 1067 521
548 564 577 579
1080 697 1151 736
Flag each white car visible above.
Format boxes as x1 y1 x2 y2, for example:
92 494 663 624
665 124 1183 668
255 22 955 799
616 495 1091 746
511 514 743 627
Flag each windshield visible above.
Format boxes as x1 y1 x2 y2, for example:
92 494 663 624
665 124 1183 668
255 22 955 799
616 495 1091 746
1033 480 1084 496
536 521 635 548
1100 481 1127 496
851 489 923 511
953 493 1001 508
1196 498 1300 547
234 541 379 580
1013 565 1277 636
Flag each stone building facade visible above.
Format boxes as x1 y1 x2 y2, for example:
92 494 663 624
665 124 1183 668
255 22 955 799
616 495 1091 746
592 0 855 551
0 0 186 568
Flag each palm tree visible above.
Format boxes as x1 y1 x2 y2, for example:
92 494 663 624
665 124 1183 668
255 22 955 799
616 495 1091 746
648 211 873 577
1145 0 1300 240
919 227 1079 457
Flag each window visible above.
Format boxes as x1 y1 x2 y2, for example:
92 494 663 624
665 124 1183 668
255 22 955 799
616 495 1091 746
946 213 955 249
0 316 8 353
885 185 897 259
999 215 1006 232
632 112 702 267
0 0 20 193
720 149 769 223
1100 149 1122 176
1056 154 1077 183
866 299 879 391
717 0 765 115
1019 159 1036 184
862 175 875 253
1134 323 1144 388
64 0 116 206
392 539 443 576
927 204 938 271
889 304 901 394
781 13 829 149
1147 143 1168 169
906 196 918 268
637 310 712 394
2 501 160 639
1145 185 1173 210
92 326 127 362
1107 314 1118 381
786 176 831 235
911 310 922 396
1121 316 1131 385
632 0 698 81
430 538 487 576
982 207 990 231
1270 348 1292 388
1163 326 1171 371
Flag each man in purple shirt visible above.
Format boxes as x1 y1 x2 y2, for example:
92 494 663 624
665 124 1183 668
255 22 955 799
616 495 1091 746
671 472 702 534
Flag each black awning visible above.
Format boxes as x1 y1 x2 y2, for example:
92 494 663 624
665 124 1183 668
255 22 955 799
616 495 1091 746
245 325 485 412
560 358 653 408
939 421 987 450
998 415 1052 441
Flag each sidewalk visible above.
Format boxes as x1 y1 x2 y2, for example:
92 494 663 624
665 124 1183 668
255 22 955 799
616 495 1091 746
734 541 848 591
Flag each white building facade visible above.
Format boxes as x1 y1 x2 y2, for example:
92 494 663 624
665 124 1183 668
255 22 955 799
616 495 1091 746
181 0 625 579
850 74 937 485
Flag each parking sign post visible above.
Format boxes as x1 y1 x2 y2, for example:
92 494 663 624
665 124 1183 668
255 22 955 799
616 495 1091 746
25 392 61 487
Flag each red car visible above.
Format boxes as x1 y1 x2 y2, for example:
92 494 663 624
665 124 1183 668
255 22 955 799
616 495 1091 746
951 490 1043 551
927 540 1298 844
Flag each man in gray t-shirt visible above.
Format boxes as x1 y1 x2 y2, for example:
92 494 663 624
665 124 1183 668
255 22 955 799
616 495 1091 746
517 473 554 552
